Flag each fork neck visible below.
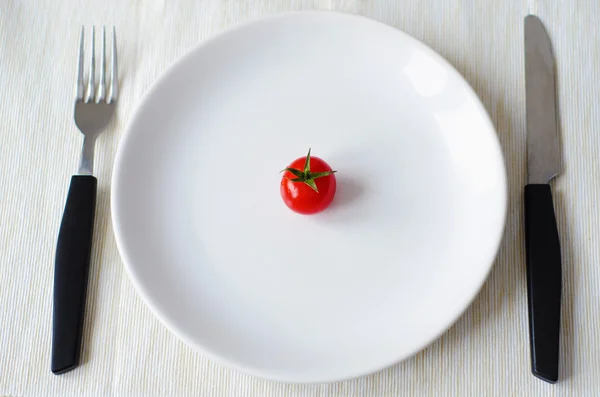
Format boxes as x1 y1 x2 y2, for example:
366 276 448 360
78 136 97 176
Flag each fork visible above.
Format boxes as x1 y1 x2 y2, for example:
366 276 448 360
51 26 118 375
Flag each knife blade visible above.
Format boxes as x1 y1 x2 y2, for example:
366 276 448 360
524 14 562 384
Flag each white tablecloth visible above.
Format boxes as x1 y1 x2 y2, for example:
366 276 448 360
2 0 599 396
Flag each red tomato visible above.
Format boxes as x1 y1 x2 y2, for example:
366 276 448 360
280 149 337 215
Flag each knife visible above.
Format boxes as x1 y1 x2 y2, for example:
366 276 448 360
524 14 562 384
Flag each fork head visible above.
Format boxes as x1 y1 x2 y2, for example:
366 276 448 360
74 26 118 137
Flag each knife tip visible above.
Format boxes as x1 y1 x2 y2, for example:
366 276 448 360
525 14 544 28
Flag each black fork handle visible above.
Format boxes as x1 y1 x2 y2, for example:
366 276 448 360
51 175 97 374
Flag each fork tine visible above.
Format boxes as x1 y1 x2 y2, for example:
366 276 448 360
97 26 106 103
76 26 84 100
85 26 95 103
109 26 118 102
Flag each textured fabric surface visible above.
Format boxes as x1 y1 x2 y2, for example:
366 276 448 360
1 0 599 396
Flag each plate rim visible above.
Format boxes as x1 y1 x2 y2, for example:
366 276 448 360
111 10 508 383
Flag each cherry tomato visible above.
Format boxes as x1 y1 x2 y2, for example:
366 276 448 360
280 149 337 215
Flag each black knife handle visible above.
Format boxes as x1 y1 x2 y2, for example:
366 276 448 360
51 175 97 375
524 184 562 383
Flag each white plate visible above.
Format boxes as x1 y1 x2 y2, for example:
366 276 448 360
112 11 507 383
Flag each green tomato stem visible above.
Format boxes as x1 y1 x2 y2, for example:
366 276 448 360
281 149 336 193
